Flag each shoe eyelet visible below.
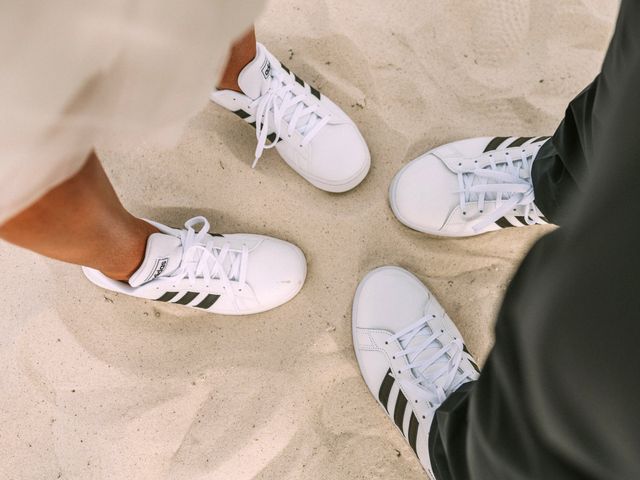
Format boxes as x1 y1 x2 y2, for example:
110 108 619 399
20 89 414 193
458 162 462 166
385 341 388 345
462 212 467 215
474 160 478 163
441 329 444 333
397 370 401 374
432 314 436 318
422 415 426 419
479 210 483 213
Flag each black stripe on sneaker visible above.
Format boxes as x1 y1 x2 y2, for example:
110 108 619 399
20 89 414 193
232 109 251 120
378 369 395 412
156 291 179 302
483 137 510 152
496 216 532 229
174 291 199 305
281 63 291 74
408 412 420 455
267 132 278 144
495 217 513 228
507 137 534 148
294 74 305 87
310 85 321 100
463 345 481 372
532 136 551 143
194 294 220 310
246 122 278 144
394 390 409 434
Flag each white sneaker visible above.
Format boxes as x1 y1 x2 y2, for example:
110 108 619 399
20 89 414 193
390 136 551 237
210 43 371 193
82 216 307 315
352 266 479 479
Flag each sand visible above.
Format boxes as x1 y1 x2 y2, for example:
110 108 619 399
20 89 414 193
0 1 618 478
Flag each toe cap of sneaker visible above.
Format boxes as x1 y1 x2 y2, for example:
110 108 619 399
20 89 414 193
353 266 429 333
247 238 307 310
307 123 371 191
390 153 458 233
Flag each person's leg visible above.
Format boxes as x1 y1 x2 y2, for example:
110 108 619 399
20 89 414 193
1 27 266 281
531 78 600 224
428 2 640 478
217 27 257 93
0 151 158 281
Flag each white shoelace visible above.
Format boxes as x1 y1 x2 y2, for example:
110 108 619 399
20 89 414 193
458 147 546 232
250 65 330 168
390 315 474 406
164 216 249 310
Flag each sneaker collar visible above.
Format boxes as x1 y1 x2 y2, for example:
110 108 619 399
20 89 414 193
238 43 272 100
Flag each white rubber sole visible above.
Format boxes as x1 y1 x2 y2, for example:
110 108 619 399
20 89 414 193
296 158 371 193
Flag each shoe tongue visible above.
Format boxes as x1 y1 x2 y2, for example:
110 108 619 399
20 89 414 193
466 162 527 203
128 233 183 287
400 322 454 391
238 44 272 100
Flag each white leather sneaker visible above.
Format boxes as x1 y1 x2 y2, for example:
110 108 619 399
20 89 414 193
211 43 371 192
352 266 479 479
82 216 306 315
390 136 551 237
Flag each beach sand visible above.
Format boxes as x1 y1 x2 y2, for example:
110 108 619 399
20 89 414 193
0 1 618 478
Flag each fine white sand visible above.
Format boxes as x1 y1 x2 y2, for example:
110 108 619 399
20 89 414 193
0 1 618 478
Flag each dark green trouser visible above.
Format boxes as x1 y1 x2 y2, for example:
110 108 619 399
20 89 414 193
429 2 640 479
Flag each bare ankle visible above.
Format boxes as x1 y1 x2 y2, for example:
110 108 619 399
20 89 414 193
98 219 160 282
217 27 257 93
217 78 243 93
